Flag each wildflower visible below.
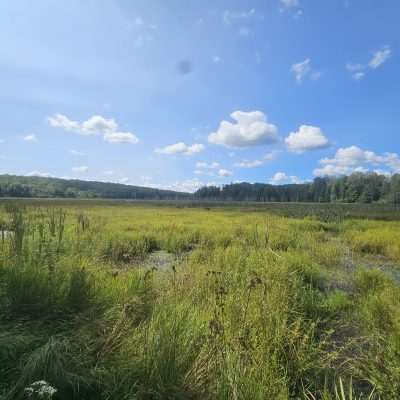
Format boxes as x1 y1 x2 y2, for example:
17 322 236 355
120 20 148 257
24 380 57 399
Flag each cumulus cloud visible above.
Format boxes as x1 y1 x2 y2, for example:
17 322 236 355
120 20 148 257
291 58 320 82
72 165 89 173
23 134 38 142
48 114 139 144
285 125 330 152
218 168 233 177
155 142 205 156
369 45 391 69
314 146 400 176
81 115 118 134
270 171 300 184
48 114 80 132
208 110 279 148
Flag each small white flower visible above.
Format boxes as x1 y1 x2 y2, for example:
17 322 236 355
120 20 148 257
24 381 57 399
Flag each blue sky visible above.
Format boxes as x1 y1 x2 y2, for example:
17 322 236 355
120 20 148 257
1 0 399 192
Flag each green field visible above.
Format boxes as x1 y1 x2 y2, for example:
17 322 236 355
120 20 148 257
1 200 400 399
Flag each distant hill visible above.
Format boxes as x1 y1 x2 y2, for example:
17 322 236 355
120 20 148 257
0 175 190 200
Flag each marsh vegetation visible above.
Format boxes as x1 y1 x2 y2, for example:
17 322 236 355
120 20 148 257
1 200 400 399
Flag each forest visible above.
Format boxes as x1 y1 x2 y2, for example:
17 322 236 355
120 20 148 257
195 172 400 203
1 172 400 204
0 175 190 200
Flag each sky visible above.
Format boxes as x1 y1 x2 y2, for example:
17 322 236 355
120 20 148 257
1 0 399 192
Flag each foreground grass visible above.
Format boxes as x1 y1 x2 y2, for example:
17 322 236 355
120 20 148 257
0 201 399 399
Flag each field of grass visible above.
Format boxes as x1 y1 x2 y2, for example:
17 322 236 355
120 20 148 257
1 200 400 399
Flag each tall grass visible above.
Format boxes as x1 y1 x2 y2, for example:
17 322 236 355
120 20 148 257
0 202 399 399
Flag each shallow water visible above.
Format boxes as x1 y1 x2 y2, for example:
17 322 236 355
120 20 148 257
143 250 176 270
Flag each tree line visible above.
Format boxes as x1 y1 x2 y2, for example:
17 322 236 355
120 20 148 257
0 175 190 200
1 173 400 204
194 172 400 204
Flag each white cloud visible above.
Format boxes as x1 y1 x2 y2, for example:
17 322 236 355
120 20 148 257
25 170 52 178
104 131 139 144
270 171 300 184
346 63 366 80
280 0 299 8
285 125 330 152
213 56 222 63
383 153 400 171
320 146 379 167
291 58 320 83
196 161 220 169
346 63 363 72
373 169 392 177
292 59 310 82
23 134 38 142
294 9 303 18
48 114 139 144
314 146 400 176
151 178 214 193
194 162 221 177
369 45 391 69
313 164 350 177
234 152 275 168
48 114 80 132
218 169 233 177
353 71 365 80
280 0 303 17
81 115 118 134
155 142 205 156
235 159 264 168
72 165 89 173
208 110 279 148
223 8 256 25
346 45 391 80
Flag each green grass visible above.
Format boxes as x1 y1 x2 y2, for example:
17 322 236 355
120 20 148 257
0 200 399 399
